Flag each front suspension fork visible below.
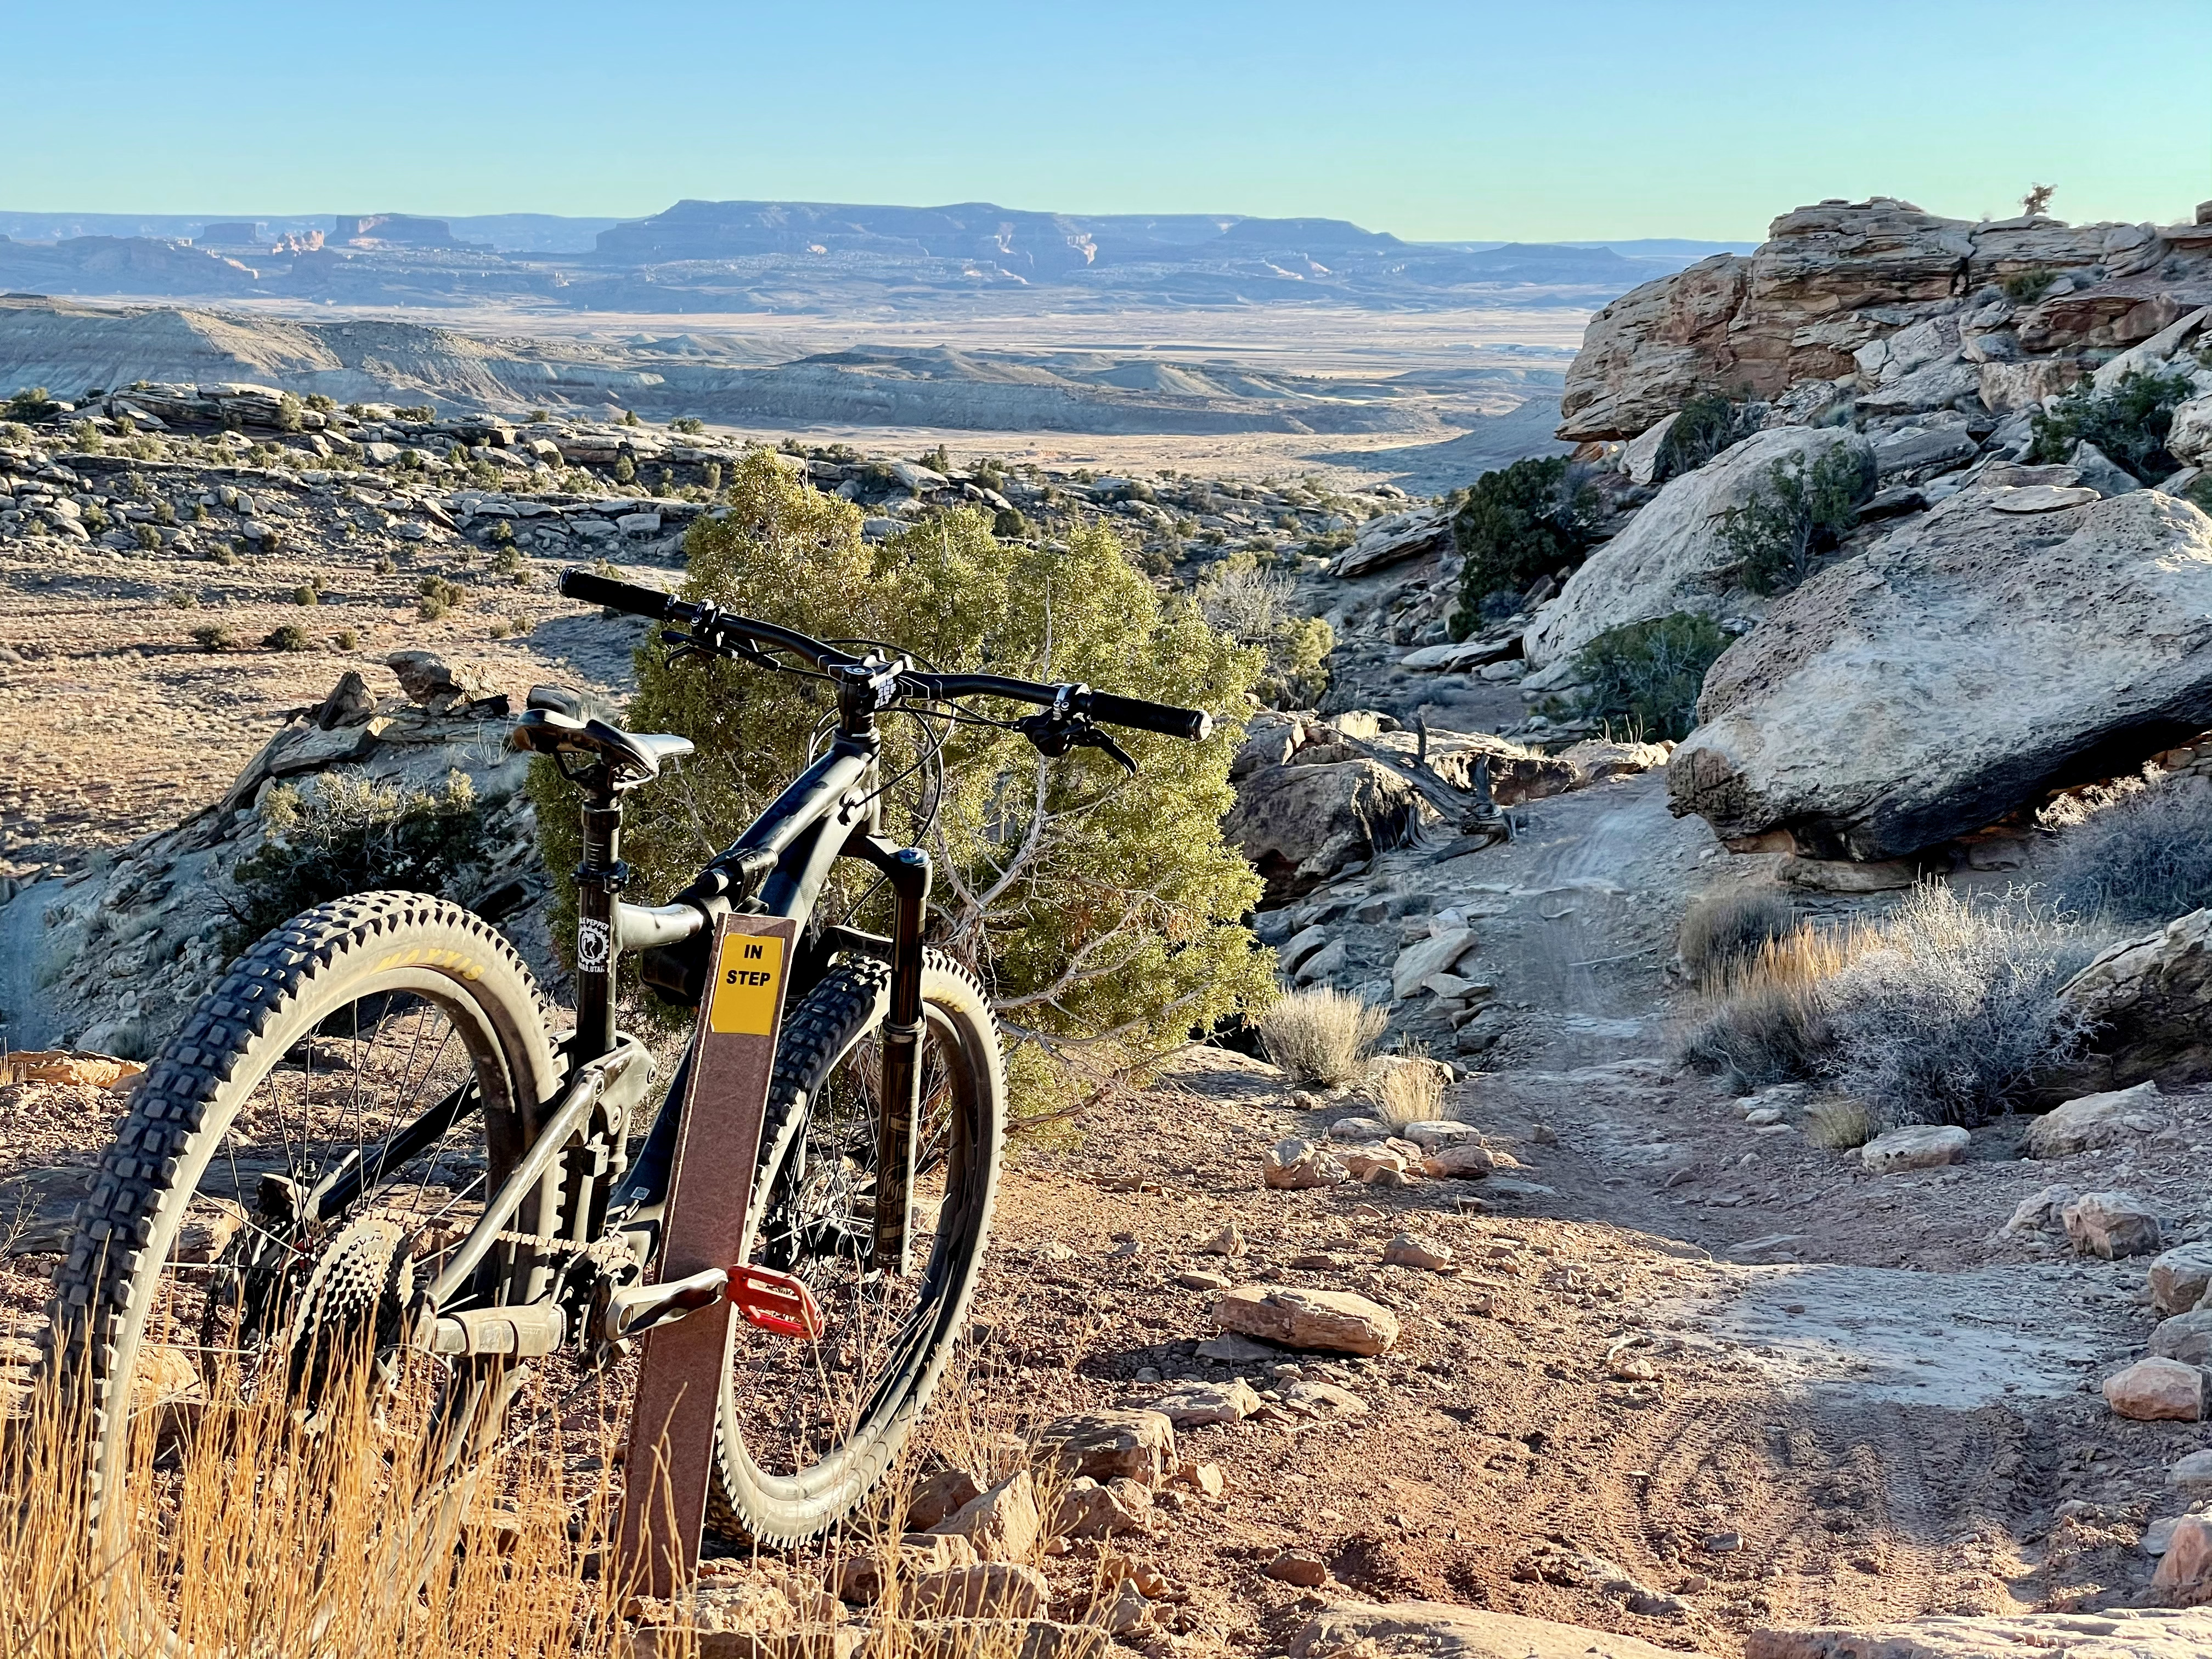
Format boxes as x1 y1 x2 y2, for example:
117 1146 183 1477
863 841 932 1276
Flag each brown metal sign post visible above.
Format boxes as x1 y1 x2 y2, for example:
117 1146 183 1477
616 912 800 1599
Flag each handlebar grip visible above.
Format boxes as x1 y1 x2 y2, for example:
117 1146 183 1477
1080 691 1213 743
559 568 678 620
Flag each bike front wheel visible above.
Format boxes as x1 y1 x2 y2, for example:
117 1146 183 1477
707 949 1005 1547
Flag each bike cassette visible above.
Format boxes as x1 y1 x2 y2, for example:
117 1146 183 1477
285 1212 413 1403
730 1265 826 1340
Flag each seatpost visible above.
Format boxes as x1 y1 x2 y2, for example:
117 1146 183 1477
573 782 625 1064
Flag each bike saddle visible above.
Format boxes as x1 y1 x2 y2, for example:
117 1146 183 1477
509 684 695 785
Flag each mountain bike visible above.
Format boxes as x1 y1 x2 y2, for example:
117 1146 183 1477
50 566 1210 1574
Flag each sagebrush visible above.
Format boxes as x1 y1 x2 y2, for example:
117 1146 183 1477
224 771 495 955
2042 774 2212 927
1678 888 1797 986
1679 884 2108 1127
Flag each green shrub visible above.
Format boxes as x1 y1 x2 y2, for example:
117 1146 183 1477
5 387 58 423
1193 555 1331 707
335 627 360 650
612 454 636 485
275 392 303 432
394 404 434 423
222 772 492 957
2028 367 2194 481
1570 611 1730 741
669 416 705 435
191 622 237 652
1716 443 1876 596
2002 266 2057 303
303 392 336 413
1652 393 1760 482
1447 456 1596 637
527 408 549 423
702 461 723 494
484 518 515 548
531 450 1272 1098
264 622 315 652
292 582 320 605
620 410 640 427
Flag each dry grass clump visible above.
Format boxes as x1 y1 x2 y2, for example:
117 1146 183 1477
1802 1095 1877 1150
1258 987 1389 1087
1678 888 1797 986
1 1350 624 1659
1372 1053 1445 1127
1679 884 2107 1128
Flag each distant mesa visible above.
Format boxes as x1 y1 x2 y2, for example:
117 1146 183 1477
335 213 475 250
196 221 265 246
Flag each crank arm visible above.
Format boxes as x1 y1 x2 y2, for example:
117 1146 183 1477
601 1267 728 1342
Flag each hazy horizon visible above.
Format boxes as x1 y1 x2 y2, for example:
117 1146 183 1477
13 0 2206 242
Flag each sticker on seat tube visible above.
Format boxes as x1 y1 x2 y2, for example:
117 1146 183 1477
707 932 786 1034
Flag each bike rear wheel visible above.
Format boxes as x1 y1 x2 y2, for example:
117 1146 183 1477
47 893 562 1585
707 949 1005 1547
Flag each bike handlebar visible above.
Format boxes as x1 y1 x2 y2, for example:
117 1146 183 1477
558 567 1211 742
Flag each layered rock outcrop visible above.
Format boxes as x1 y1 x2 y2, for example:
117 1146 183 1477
1560 198 2212 441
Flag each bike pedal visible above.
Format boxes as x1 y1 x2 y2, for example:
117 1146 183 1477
730 1265 825 1340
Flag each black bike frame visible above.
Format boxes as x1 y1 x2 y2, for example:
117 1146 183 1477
566 659 934 1276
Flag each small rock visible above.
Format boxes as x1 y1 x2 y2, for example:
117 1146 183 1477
2154 1244 2212 1316
1053 1476 1154 1539
1196 1221 1246 1257
2002 1183 2079 1235
1421 1143 1498 1179
906 1561 1049 1620
2145 1516 2184 1556
1327 1116 1392 1142
1099 1579 1154 1635
1179 1461 1225 1497
1031 1410 1177 1489
929 1470 1041 1563
833 1534 977 1603
1703 1532 1742 1554
1176 1269 1231 1292
1263 1548 1329 1588
2169 1450 2212 1499
1336 1146 1408 1183
1398 1120 1479 1151
1859 1124 1969 1173
1280 1380 1368 1417
1214 1284 1400 1356
1149 1380 1260 1427
1381 1232 1454 1271
2027 1080 2166 1158
2151 1310 2212 1367
2152 1515 2212 1601
2065 1191 2164 1260
385 648 495 710
906 1469 985 1532
2104 1357 2205 1421
1610 1353 1658 1382
1262 1138 1348 1191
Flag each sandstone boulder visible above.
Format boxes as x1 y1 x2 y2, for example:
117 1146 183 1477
1525 426 1874 668
1226 758 1424 900
929 1470 1040 1563
1262 1137 1348 1190
2154 1519 2212 1606
2026 1080 2166 1158
2049 910 2212 1094
1670 490 2212 860
1214 1284 1400 1356
386 648 495 710
906 1561 1048 1620
2149 1311 2212 1367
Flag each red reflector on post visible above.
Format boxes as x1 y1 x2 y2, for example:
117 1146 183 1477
730 1265 825 1340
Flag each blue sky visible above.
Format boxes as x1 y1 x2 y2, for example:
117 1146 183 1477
9 0 2207 241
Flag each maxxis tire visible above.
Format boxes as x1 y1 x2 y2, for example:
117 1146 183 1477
47 891 560 1527
705 949 1005 1547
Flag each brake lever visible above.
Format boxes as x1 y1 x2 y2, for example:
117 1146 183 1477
1013 713 1138 775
